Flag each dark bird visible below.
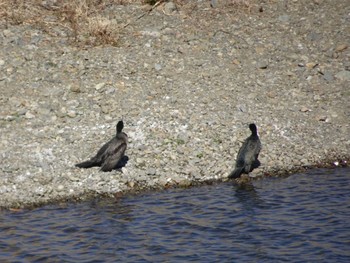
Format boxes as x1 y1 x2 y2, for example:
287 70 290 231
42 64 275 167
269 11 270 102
75 120 128 172
229 123 261 179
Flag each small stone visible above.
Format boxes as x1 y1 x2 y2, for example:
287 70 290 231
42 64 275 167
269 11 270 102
323 71 334 82
3 29 13 37
136 158 145 166
101 105 110 114
104 115 112 121
210 0 218 8
178 179 191 187
300 159 310 166
267 91 277 98
257 60 268 69
164 2 177 13
69 84 81 93
67 110 76 118
4 115 15 121
278 15 290 22
56 107 67 118
57 185 64 191
300 106 311 112
318 116 329 122
95 82 106 91
17 109 27 116
335 44 348 52
154 63 162 71
307 32 321 42
177 47 185 54
232 59 240 65
147 168 156 175
306 62 317 69
0 59 5 66
25 111 35 119
335 70 350 81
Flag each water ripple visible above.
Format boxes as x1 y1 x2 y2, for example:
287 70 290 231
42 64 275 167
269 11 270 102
1 168 350 262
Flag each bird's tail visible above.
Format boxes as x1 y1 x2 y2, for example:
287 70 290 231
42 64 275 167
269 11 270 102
228 167 244 179
75 160 99 169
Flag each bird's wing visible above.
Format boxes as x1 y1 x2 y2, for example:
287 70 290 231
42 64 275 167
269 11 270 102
235 138 250 167
92 138 115 163
244 139 259 161
100 142 127 172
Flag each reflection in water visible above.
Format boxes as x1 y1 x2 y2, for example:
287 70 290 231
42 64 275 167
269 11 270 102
234 182 266 209
1 168 350 262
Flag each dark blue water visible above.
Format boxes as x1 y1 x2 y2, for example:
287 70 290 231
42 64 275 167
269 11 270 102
1 168 350 262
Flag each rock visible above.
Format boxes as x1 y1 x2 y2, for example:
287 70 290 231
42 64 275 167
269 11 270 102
67 110 77 118
323 72 334 82
307 32 321 42
101 105 110 114
146 168 157 175
69 84 81 93
57 185 64 192
335 44 348 52
335 70 350 81
154 63 162 71
306 62 317 69
164 2 177 14
300 106 311 112
95 82 106 91
25 111 35 119
232 59 240 65
4 115 16 121
210 0 218 8
278 15 290 22
318 116 329 122
56 107 67 118
257 60 268 69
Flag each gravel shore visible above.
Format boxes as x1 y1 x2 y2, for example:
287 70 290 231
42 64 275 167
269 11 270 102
0 0 349 208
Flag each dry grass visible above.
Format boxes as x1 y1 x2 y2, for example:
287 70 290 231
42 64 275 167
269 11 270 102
0 0 133 46
0 0 257 46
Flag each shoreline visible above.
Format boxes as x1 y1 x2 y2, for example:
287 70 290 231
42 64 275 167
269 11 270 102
2 156 349 210
1 1 349 209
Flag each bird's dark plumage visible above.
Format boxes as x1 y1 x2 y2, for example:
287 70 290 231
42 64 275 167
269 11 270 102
229 123 261 179
75 120 128 172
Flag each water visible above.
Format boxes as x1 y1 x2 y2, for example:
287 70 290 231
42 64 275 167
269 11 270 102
1 168 350 262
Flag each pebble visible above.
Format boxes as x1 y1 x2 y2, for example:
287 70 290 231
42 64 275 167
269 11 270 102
67 110 77 118
25 111 35 119
57 185 64 192
154 63 162 71
257 60 268 69
335 44 348 52
323 71 334 82
210 0 218 8
335 70 350 81
318 116 329 122
95 82 106 91
300 106 311 112
306 62 317 69
278 15 290 22
69 84 81 93
164 2 177 14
